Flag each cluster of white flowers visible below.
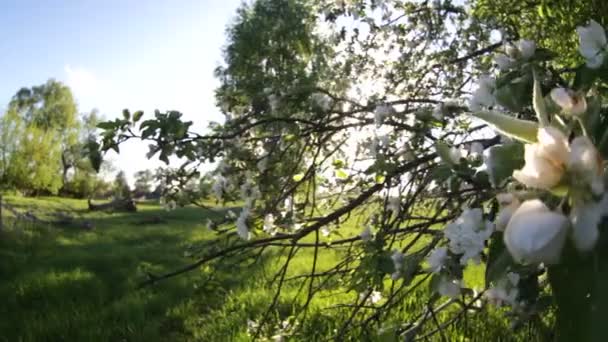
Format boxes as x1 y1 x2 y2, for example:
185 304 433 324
212 174 228 200
160 197 177 211
427 247 448 273
257 153 269 173
235 176 262 240
226 210 237 220
359 289 383 305
577 20 607 69
374 104 394 126
468 142 484 158
387 196 400 214
444 208 494 265
359 225 373 242
448 145 466 165
550 88 587 116
268 94 280 112
390 250 405 280
469 76 496 111
485 272 520 307
311 92 332 111
432 102 444 120
503 123 608 259
437 276 462 298
493 39 536 71
513 127 603 193
263 213 277 236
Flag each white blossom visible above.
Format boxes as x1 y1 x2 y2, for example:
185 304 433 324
485 273 519 307
568 136 604 195
311 92 332 111
444 208 494 265
387 196 400 214
516 39 536 60
550 87 587 116
513 127 569 190
504 199 569 264
391 250 405 279
268 94 280 112
264 214 276 236
321 226 331 237
469 76 496 111
360 289 383 304
226 210 237 219
577 19 607 69
427 247 448 273
570 194 608 252
236 207 251 240
437 277 461 298
212 175 227 200
494 53 515 71
360 225 373 242
469 142 484 158
432 103 444 120
257 155 269 173
449 146 466 165
374 104 394 126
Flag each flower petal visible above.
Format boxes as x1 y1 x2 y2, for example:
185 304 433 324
504 199 569 264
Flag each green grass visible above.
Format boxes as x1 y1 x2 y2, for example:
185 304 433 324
0 196 546 341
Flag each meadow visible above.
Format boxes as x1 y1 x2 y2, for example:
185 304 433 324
0 196 545 341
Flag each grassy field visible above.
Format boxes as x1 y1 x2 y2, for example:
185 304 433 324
0 196 545 341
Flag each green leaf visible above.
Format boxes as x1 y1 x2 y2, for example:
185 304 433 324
435 141 455 166
335 169 348 180
485 142 525 187
573 65 598 91
332 159 345 168
429 164 452 183
471 111 538 143
122 109 131 120
375 174 386 184
132 110 144 123
532 70 549 126
292 173 305 182
494 78 532 112
97 121 117 130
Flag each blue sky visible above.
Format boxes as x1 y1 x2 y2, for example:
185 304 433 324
0 0 243 182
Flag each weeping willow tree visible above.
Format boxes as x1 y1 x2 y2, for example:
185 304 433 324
98 0 608 340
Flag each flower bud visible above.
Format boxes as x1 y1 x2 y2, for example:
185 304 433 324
550 88 587 116
504 199 569 264
513 127 569 190
568 136 604 195
577 20 607 69
516 39 536 60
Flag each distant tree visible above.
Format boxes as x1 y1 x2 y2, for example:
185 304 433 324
0 79 80 194
133 169 154 198
113 171 131 199
9 79 79 187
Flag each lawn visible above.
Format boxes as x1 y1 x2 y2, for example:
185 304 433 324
0 196 544 341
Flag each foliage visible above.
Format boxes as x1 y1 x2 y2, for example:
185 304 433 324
0 81 106 196
94 0 608 340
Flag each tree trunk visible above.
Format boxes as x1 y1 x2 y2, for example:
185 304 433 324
549 223 608 342
88 198 137 212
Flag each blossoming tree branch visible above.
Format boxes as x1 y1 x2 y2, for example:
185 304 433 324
95 0 608 340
